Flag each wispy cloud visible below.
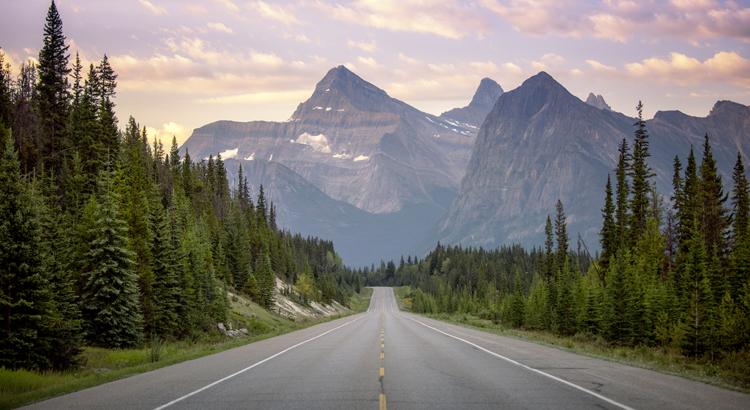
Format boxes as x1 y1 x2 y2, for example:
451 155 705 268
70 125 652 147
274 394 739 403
310 0 490 39
247 1 304 25
211 0 239 12
207 22 233 34
347 39 379 52
585 51 750 88
138 0 169 16
480 0 750 42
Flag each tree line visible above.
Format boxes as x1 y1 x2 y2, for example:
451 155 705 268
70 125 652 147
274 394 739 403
366 101 750 362
0 1 361 371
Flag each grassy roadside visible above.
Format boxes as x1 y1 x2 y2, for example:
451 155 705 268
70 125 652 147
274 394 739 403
392 286 750 395
0 289 372 410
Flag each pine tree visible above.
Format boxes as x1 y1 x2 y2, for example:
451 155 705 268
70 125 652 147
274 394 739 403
79 168 143 348
256 252 276 308
681 220 715 358
511 271 525 328
149 188 179 337
605 252 633 344
0 136 55 369
679 147 700 253
556 257 575 336
554 199 569 270
614 138 631 249
630 101 655 241
600 174 616 274
730 152 750 300
544 215 554 280
36 0 70 173
97 55 118 163
698 134 729 299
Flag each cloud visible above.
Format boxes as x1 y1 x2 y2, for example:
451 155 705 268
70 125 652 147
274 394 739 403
184 4 206 15
479 0 750 42
310 0 490 39
138 0 169 16
347 39 379 52
207 22 233 34
247 1 304 25
211 0 239 12
296 33 312 43
145 122 193 146
583 51 750 88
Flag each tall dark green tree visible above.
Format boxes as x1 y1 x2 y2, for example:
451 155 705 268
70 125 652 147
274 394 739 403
630 101 655 241
698 135 729 300
97 55 118 163
544 215 554 279
79 168 143 348
600 174 616 274
36 0 70 172
729 152 749 300
0 136 55 369
554 199 569 270
614 138 631 249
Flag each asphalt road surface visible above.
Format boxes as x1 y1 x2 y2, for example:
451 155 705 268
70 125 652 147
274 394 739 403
22 287 750 410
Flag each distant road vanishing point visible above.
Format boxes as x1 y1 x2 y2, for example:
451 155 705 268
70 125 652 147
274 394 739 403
21 288 750 410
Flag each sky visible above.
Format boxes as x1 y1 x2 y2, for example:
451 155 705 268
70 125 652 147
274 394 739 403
1 0 749 146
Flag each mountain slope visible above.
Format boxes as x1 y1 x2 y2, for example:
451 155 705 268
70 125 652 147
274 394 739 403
423 72 750 253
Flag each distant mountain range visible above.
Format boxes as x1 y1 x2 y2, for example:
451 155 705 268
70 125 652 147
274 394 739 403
181 68 750 267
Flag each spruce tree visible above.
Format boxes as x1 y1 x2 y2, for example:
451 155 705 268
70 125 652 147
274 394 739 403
0 136 55 369
605 252 633 344
600 174 616 274
511 271 525 328
730 152 750 299
97 55 118 163
256 252 276 308
79 168 143 348
679 147 700 253
630 101 655 241
36 0 70 172
614 138 631 249
698 134 729 299
681 220 715 358
556 257 575 336
149 188 179 337
544 215 554 280
554 199 569 270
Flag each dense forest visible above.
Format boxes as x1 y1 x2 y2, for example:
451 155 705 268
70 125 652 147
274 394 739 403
0 1 362 371
367 102 750 362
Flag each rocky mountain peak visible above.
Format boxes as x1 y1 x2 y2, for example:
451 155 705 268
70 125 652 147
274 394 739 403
468 78 504 109
709 100 750 119
585 93 612 111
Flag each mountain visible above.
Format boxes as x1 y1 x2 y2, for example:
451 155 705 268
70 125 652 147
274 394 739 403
585 93 611 111
440 78 504 128
422 72 750 253
182 66 476 215
221 158 445 267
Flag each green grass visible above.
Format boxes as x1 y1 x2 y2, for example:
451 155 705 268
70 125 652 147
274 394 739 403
0 289 372 410
392 289 750 395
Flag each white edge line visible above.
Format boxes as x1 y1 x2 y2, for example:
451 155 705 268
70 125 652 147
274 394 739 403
153 312 369 410
396 312 637 410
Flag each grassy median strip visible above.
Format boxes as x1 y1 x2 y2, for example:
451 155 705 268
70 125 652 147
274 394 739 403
392 286 750 395
0 289 372 410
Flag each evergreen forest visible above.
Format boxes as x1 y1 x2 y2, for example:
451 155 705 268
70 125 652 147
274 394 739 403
365 102 750 366
0 1 362 371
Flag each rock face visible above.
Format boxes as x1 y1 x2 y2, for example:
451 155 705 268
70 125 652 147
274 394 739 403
182 66 477 214
440 78 504 128
585 93 612 111
423 72 750 252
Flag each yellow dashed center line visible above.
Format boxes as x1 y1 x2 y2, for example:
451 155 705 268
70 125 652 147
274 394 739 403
380 367 385 376
380 393 387 410
381 353 384 359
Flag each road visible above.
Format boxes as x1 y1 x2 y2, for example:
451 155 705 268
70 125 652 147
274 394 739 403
22 287 750 410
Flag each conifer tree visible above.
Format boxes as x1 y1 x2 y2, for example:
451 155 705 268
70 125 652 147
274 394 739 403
605 252 633 344
730 152 750 299
556 258 575 336
600 174 616 274
511 271 525 328
681 221 715 358
544 215 554 279
256 252 276 308
614 138 631 249
698 135 729 299
148 188 179 337
97 55 118 163
630 101 655 240
37 0 70 172
554 199 569 270
679 147 700 253
79 168 142 348
0 136 55 369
